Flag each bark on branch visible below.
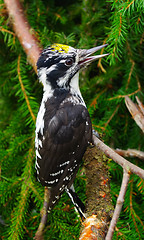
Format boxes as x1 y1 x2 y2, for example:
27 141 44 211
4 0 42 72
79 146 113 240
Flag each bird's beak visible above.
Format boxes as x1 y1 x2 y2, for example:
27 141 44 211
78 44 109 68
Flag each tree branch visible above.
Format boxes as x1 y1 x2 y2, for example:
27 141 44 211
136 96 144 115
105 170 130 240
79 146 113 240
34 187 50 240
4 0 42 72
93 135 144 179
115 148 144 160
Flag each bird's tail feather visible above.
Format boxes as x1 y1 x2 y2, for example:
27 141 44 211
66 185 86 220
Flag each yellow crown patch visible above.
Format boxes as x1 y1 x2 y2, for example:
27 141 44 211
51 43 70 53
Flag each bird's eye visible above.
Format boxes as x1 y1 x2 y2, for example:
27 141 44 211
65 58 74 66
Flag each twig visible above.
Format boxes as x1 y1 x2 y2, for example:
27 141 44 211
4 0 42 72
104 104 120 128
34 187 50 240
115 148 144 160
125 96 144 133
93 135 144 179
105 170 130 240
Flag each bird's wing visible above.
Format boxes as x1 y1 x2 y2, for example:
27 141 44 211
36 102 92 188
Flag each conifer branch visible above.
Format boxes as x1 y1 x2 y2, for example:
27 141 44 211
104 104 120 128
129 179 144 236
8 141 34 239
8 185 30 240
4 0 42 72
17 55 36 123
89 88 107 108
126 0 135 10
29 182 43 202
0 26 15 36
126 59 135 89
108 87 141 101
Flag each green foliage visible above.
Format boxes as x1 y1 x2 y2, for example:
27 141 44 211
0 0 144 239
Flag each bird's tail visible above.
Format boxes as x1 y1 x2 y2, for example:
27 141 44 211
66 185 86 220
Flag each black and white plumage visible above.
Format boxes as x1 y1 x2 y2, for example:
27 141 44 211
35 43 109 218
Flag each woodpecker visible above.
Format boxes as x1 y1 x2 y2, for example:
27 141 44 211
35 43 109 219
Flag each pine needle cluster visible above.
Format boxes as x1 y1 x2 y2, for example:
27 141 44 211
0 0 144 239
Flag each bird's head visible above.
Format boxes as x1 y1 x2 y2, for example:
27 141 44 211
37 43 109 93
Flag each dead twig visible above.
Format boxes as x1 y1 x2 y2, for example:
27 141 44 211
115 148 144 160
125 95 144 133
105 170 130 240
136 96 144 115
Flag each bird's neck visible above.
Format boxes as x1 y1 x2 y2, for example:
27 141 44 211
69 72 86 106
69 72 81 97
41 72 85 106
